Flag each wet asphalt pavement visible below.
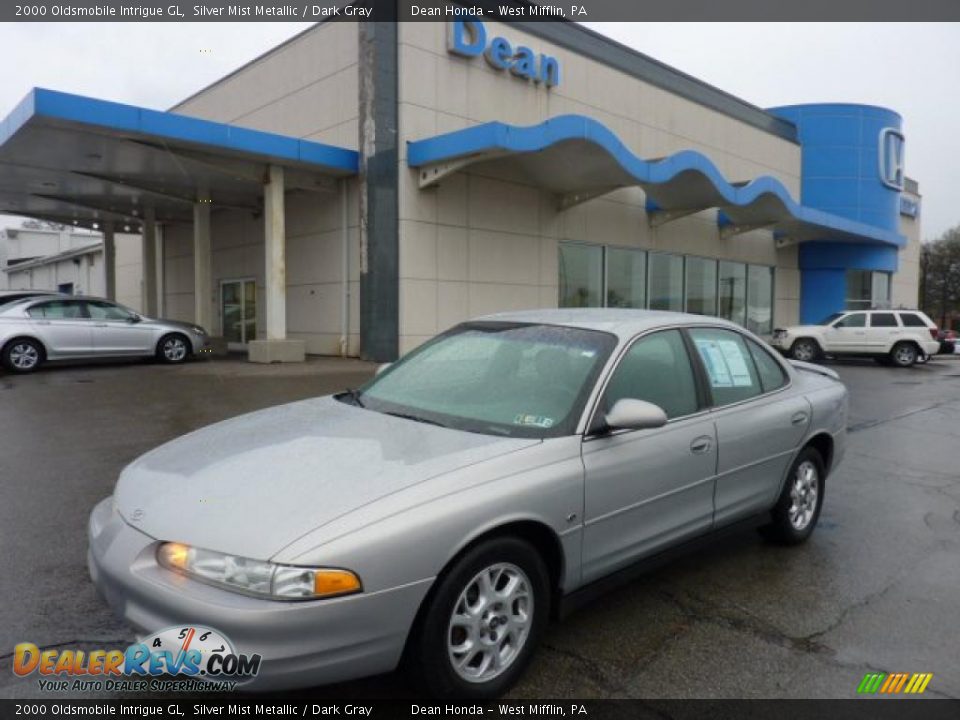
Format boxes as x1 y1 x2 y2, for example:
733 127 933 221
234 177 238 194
1 354 958 699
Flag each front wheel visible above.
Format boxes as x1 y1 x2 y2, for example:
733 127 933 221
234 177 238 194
408 536 550 699
2 338 44 373
890 342 918 368
156 333 190 364
762 447 825 545
789 338 820 363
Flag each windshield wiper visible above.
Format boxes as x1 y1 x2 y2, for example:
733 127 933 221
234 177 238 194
383 411 447 428
341 388 365 408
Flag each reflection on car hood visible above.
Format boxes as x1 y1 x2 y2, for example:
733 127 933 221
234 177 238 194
113 396 538 559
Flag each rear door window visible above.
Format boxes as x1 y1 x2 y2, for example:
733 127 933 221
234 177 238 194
26 300 88 319
870 313 899 327
688 328 763 406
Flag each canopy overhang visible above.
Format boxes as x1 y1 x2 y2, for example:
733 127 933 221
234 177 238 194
0 88 360 228
407 115 905 249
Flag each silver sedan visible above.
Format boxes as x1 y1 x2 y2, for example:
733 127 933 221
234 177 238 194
0 295 210 372
87 309 847 697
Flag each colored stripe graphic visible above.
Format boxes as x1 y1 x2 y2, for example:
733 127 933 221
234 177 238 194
857 672 932 694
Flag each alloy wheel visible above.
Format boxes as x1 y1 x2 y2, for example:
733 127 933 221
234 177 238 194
163 337 187 362
792 341 815 362
447 562 533 684
789 460 819 530
894 344 916 366
9 343 39 370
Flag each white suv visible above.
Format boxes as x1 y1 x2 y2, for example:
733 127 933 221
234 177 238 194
770 310 941 368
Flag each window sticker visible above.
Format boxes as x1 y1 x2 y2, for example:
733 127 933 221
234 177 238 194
694 338 753 388
717 340 753 387
513 414 555 428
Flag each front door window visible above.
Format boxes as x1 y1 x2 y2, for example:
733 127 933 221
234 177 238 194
221 280 257 347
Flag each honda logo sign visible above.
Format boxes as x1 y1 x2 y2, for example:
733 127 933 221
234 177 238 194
878 127 905 191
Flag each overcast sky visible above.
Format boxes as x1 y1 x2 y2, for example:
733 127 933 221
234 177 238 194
0 22 956 240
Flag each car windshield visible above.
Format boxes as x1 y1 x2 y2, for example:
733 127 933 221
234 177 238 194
342 322 618 438
818 313 844 325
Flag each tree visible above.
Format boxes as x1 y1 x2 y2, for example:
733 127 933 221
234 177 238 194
919 224 960 330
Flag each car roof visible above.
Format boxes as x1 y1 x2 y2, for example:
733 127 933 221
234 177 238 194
474 308 748 341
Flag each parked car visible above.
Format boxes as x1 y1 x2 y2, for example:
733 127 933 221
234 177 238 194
0 295 210 373
88 309 847 697
0 289 59 307
936 329 957 355
770 309 940 367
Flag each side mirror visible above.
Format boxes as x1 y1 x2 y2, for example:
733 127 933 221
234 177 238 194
604 398 668 432
127 314 141 324
375 362 392 376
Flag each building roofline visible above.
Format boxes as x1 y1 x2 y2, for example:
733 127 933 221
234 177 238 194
2 242 102 273
168 12 798 144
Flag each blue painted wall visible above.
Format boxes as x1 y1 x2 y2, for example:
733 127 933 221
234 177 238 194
770 103 904 323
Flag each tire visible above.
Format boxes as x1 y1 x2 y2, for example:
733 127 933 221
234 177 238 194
2 338 44 373
407 536 550 699
156 333 191 364
762 447 825 546
789 338 821 363
889 341 918 368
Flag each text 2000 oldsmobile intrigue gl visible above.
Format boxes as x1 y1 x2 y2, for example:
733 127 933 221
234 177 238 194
88 309 847 697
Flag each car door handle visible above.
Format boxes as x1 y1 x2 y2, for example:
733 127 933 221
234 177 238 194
93 323 108 327
690 436 713 455
791 411 809 426
34 320 51 325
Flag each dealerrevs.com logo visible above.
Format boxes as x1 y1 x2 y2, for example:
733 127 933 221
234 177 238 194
13 625 261 692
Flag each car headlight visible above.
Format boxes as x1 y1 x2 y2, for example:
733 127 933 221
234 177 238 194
157 542 362 600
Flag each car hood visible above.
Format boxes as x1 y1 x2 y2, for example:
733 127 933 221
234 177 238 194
113 396 538 559
782 325 824 335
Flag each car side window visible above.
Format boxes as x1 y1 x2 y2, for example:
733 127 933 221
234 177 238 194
834 313 866 328
746 338 788 393
870 313 898 327
688 328 762 406
26 300 87 320
86 301 132 321
602 329 698 420
899 313 927 328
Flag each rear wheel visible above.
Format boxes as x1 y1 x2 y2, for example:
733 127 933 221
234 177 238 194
890 342 918 368
762 447 825 545
2 338 43 373
407 536 550 699
789 338 820 363
156 333 190 364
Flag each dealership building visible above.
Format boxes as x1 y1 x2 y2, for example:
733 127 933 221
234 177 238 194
0 17 921 361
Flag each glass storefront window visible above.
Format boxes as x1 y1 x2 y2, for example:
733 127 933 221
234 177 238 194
556 242 774 333
746 264 774 335
648 253 684 312
558 243 603 308
871 272 891 308
718 261 747 326
684 257 717 316
606 247 646 308
846 269 872 310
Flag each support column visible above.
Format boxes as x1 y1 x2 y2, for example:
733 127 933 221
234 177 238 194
248 164 305 363
141 206 158 317
193 194 212 331
102 221 116 301
155 223 165 317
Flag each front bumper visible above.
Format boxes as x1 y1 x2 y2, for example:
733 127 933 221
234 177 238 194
87 497 432 690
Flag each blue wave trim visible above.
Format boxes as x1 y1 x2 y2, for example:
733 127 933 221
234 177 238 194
407 114 904 248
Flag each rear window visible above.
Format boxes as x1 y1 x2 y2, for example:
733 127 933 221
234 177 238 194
870 313 898 327
899 313 928 328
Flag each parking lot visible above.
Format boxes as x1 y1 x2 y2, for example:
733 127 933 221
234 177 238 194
1 354 959 699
